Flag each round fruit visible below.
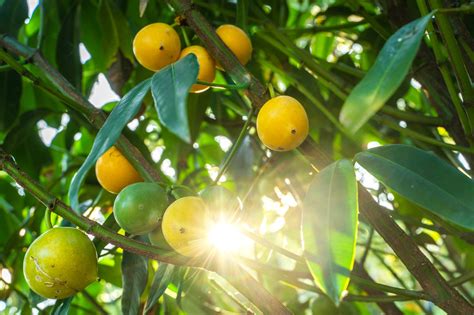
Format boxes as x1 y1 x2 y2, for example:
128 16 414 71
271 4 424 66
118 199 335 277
216 24 252 68
23 227 98 299
133 23 181 71
199 186 241 221
161 196 210 257
113 182 168 235
179 45 216 93
95 146 143 194
256 95 309 151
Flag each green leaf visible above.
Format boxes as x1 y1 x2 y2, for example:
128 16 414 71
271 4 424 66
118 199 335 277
56 3 82 89
80 0 120 71
302 159 358 304
3 110 53 178
121 247 148 315
51 297 73 315
151 54 199 143
355 144 474 231
0 71 22 132
0 0 27 36
144 263 175 313
339 12 434 133
68 79 151 211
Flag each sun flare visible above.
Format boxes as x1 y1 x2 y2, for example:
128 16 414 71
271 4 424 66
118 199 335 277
207 222 243 252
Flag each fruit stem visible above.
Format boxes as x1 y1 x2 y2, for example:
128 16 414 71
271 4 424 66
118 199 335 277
45 208 53 229
214 108 254 184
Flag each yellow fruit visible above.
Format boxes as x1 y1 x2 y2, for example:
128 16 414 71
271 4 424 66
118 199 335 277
133 23 181 71
95 146 143 194
23 228 98 299
179 45 216 93
216 24 252 68
256 96 309 151
161 197 210 257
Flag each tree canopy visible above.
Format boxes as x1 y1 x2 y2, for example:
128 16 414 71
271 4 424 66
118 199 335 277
0 0 474 314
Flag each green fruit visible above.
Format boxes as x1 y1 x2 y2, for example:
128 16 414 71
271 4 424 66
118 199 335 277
113 182 168 235
23 227 98 299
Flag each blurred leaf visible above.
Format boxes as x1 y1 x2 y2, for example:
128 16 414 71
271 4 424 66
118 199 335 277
144 263 175 313
188 92 210 142
236 0 249 30
355 145 474 231
151 54 199 143
3 110 53 177
80 0 120 71
51 297 73 315
0 207 20 251
339 12 434 133
302 159 358 304
0 71 22 132
122 247 148 315
56 3 82 89
139 0 149 17
68 79 151 211
0 0 27 36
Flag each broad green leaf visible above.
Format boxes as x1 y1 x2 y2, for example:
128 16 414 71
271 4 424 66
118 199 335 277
0 71 22 132
121 246 148 315
302 159 358 304
80 0 120 71
339 12 434 133
151 54 199 143
0 0 27 36
68 79 151 211
144 263 175 313
355 144 474 231
56 3 82 89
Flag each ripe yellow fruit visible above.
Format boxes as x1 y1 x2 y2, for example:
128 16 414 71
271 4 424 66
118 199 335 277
133 23 181 71
216 24 252 68
23 228 98 299
179 45 216 93
161 196 210 257
95 146 143 194
256 96 309 151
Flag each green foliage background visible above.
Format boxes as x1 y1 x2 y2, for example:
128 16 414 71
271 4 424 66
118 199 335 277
0 0 474 314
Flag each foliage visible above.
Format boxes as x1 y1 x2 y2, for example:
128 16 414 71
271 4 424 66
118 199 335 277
0 0 474 314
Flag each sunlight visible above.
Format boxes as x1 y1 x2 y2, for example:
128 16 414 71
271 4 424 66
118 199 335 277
207 222 243 252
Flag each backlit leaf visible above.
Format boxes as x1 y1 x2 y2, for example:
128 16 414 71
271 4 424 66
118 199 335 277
302 159 358 304
355 145 474 231
339 12 434 133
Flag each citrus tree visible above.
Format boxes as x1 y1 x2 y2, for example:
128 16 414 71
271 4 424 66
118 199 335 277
1 0 474 314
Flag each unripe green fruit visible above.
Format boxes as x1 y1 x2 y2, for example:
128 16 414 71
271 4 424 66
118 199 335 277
113 182 168 235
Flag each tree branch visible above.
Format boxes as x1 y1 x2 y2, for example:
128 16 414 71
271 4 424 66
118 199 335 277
167 1 474 313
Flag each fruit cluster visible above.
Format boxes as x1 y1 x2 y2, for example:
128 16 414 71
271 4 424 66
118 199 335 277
23 21 309 300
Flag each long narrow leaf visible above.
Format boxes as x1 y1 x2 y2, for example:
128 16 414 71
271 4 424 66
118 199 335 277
302 159 358 304
144 263 175 313
355 145 474 230
122 247 148 315
68 79 151 211
339 12 434 133
151 54 199 143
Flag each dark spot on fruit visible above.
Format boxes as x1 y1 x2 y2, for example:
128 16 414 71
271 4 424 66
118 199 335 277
159 45 164 51
54 295 58 298
291 129 296 134
277 147 284 150
179 227 186 234
51 264 55 268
